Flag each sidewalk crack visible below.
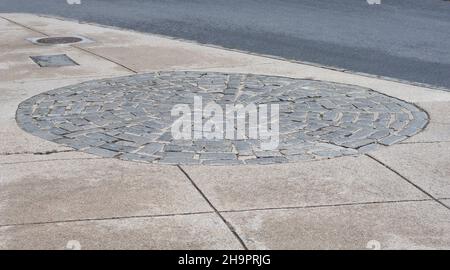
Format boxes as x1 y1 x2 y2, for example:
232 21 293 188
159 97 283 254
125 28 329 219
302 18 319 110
71 45 139 74
220 199 434 214
0 157 104 165
177 165 249 250
0 149 75 156
0 15 138 74
0 211 215 228
366 154 450 211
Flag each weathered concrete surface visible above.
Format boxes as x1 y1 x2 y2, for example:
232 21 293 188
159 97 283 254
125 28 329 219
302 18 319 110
182 156 427 211
369 142 450 198
0 213 242 250
0 13 449 249
442 200 450 208
404 101 450 143
223 201 450 250
0 157 212 225
0 151 95 165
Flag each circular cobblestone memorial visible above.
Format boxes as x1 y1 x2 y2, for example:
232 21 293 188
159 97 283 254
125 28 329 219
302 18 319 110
16 71 428 165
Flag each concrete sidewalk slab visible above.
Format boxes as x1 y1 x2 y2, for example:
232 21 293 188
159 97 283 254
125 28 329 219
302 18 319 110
191 61 450 104
0 121 72 155
4 13 450 102
0 158 212 225
405 122 450 143
0 151 96 165
1 46 130 82
0 13 272 72
0 27 36 50
223 201 450 249
0 213 242 250
369 142 450 198
0 17 23 31
182 155 427 211
415 102 450 124
1 12 450 250
0 15 132 82
405 101 450 143
1 13 154 38
76 45 271 72
442 200 450 208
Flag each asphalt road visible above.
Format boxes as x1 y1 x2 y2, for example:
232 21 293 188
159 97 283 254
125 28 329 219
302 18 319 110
1 0 449 88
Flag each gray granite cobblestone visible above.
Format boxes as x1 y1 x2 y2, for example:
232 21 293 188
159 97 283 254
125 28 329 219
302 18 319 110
16 71 428 165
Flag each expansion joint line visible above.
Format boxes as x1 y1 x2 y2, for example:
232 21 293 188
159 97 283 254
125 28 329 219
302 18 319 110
0 15 138 74
366 154 450 211
71 45 139 74
177 165 249 250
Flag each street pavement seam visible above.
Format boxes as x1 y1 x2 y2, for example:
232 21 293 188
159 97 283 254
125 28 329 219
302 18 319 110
72 44 138 74
6 12 449 92
0 15 139 75
0 157 104 165
1 13 449 250
0 149 75 156
177 165 249 250
35 13 450 93
7 73 134 84
0 14 47 35
9 74 135 83
366 154 450 211
219 199 435 214
0 211 215 228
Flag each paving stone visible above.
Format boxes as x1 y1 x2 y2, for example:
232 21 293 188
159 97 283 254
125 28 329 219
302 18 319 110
119 153 158 162
199 153 237 160
245 156 288 164
312 150 343 158
357 143 381 153
379 135 408 146
84 147 119 158
138 143 164 155
368 130 391 140
285 154 315 161
159 157 200 165
342 138 375 149
16 71 428 165
202 159 243 165
254 151 283 158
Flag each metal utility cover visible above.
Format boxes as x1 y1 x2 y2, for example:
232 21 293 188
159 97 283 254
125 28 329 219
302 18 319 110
27 35 93 45
36 36 83 45
30 54 79 67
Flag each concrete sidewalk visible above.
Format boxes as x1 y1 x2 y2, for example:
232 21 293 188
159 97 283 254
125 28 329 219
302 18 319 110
0 13 449 249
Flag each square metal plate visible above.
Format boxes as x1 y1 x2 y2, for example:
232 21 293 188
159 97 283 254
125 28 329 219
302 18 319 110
30 54 79 67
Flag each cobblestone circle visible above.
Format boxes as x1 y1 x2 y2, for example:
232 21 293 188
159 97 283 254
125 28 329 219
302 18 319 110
16 71 428 165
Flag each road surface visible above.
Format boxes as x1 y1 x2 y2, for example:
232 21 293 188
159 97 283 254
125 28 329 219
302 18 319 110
1 0 449 88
